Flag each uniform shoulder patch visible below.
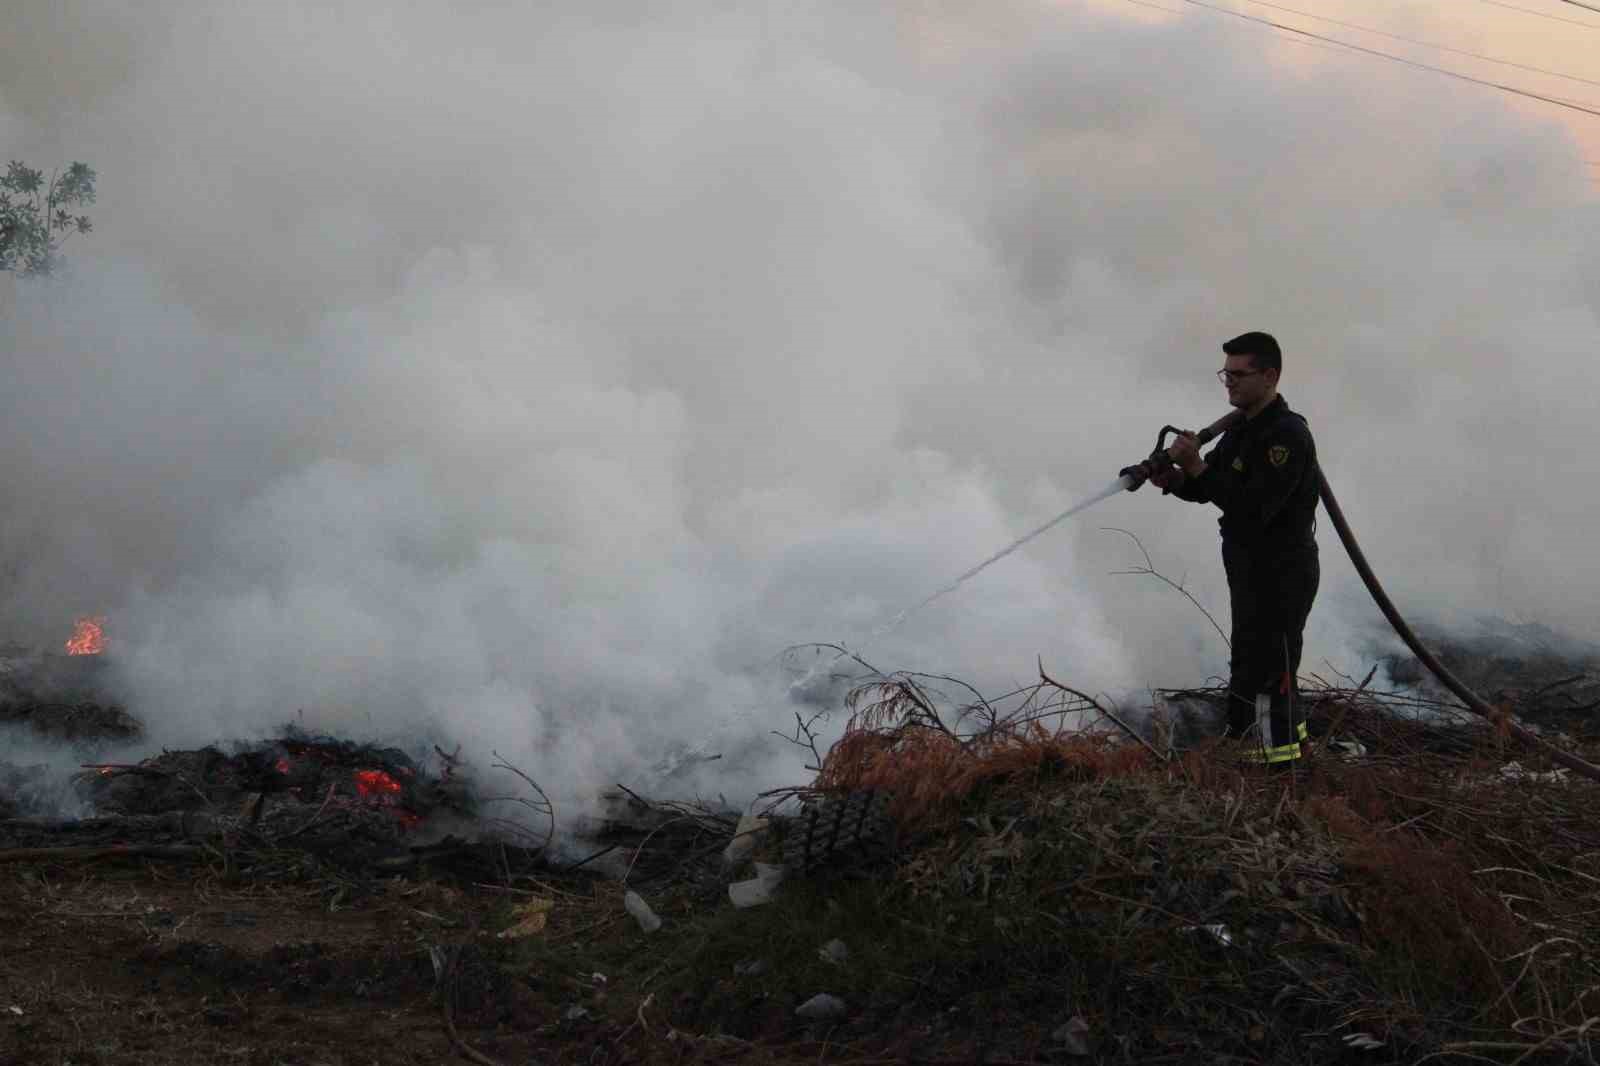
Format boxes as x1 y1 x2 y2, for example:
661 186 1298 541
1268 444 1290 468
1231 456 1245 473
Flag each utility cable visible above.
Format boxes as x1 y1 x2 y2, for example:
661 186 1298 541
1470 0 1600 30
1166 0 1600 119
1235 0 1600 90
1558 0 1600 15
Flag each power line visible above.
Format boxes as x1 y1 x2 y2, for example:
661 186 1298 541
1233 0 1600 89
1558 0 1600 15
1470 0 1600 30
1114 0 1344 52
1165 0 1600 120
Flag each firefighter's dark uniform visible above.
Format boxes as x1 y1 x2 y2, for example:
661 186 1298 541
1170 395 1319 764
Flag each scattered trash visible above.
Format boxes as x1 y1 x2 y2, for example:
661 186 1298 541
722 808 770 869
1052 1015 1091 1056
1326 739 1368 757
728 861 785 908
5 1006 21 1017
591 972 607 984
1341 1032 1386 1050
795 993 847 1020
1499 761 1569 784
817 938 850 965
733 958 767 977
624 889 662 933
564 1005 591 1022
1183 923 1235 947
496 896 553 939
427 945 447 982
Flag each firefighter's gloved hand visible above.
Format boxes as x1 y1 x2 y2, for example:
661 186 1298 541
1148 466 1184 493
1167 431 1202 475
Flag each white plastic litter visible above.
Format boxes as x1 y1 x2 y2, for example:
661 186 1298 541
1499 761 1570 784
624 889 662 933
728 862 786 908
1052 1016 1091 1056
795 993 847 1020
722 809 770 868
1182 923 1235 947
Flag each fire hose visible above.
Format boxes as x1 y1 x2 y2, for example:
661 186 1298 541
1121 412 1600 784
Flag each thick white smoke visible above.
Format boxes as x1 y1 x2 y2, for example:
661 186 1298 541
2 2 1596 807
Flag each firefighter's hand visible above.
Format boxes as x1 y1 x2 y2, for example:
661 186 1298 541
1167 432 1203 475
1148 466 1183 492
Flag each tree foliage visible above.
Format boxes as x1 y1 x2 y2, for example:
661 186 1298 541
0 160 96 277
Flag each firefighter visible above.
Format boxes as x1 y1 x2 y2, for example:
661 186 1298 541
1149 332 1320 765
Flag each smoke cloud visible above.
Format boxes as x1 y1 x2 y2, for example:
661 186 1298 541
2 2 1597 805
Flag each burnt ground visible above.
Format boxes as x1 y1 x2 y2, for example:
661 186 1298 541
0 867 485 1066
0 848 975 1066
4 632 1600 1065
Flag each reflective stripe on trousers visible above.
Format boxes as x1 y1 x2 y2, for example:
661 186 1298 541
1240 686 1308 763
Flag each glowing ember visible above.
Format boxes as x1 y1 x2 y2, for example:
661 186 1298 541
65 616 105 656
353 769 403 798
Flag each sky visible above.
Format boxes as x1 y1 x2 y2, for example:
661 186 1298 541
1082 0 1600 167
2 1 1597 809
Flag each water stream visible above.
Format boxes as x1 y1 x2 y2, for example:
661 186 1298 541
789 474 1133 692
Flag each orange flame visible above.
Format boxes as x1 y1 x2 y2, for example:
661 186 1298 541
353 769 403 797
352 769 418 830
65 617 105 656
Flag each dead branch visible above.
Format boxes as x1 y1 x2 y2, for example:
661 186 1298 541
621 815 694 886
557 843 618 874
1038 659 1167 762
488 751 556 856
1529 674 1588 701
78 763 171 778
783 641 889 684
771 708 828 771
902 671 1000 734
1101 527 1230 650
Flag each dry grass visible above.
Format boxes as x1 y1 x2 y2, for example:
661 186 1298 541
814 670 1154 829
782 665 1600 1061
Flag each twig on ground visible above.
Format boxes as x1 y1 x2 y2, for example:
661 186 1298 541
559 844 618 874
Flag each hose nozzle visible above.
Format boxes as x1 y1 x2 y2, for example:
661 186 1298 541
1119 410 1245 492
